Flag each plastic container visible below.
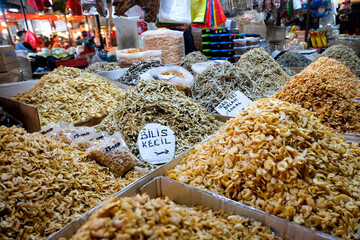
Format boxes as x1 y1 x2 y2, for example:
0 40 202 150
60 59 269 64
116 49 162 68
202 49 212 57
212 42 233 49
201 27 229 35
211 49 222 58
234 45 260 55
234 54 242 62
220 49 234 57
202 42 213 49
201 34 211 42
234 39 247 47
245 37 260 46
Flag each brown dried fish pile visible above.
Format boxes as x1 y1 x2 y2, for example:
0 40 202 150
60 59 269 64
97 80 222 158
70 194 275 240
12 67 125 126
85 62 121 73
275 58 360 134
167 98 360 239
176 51 208 73
0 126 140 240
191 61 266 113
236 48 291 94
317 44 360 78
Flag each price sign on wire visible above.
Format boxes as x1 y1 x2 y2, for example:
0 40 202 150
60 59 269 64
215 91 253 117
137 123 175 165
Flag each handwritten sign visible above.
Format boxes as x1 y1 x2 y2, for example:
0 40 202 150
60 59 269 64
137 123 175 164
215 91 252 117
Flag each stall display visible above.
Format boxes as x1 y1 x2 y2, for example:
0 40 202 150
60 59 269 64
316 44 360 78
167 98 360 239
0 126 141 240
191 61 266 113
12 67 125 126
117 60 164 86
176 51 208 73
85 62 122 73
97 80 222 158
116 48 162 68
276 52 311 67
142 30 185 64
275 57 360 134
236 48 291 94
69 194 275 239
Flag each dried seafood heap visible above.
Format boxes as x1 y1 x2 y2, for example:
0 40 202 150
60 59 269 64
236 48 291 94
70 194 275 240
85 62 121 73
191 61 265 113
13 67 125 126
117 60 164 86
98 80 222 158
280 65 296 76
0 126 140 240
317 44 360 78
275 57 360 133
276 52 311 67
176 51 208 73
167 98 360 239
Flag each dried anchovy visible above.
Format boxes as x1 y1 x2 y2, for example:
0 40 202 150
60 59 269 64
70 194 275 240
85 62 121 73
0 126 140 240
236 48 291 95
97 80 223 159
176 51 208 74
191 61 266 113
317 44 360 78
167 98 360 239
12 67 125 126
280 65 296 76
275 57 360 134
117 60 164 86
276 52 311 67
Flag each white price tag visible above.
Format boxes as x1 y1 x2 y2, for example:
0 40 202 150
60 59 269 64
215 91 252 117
137 123 175 165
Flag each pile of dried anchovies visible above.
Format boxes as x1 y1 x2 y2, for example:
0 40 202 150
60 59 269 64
276 52 311 67
85 62 121 73
97 79 222 158
191 61 266 113
317 44 360 78
117 60 164 86
236 48 291 94
176 51 208 73
280 65 296 76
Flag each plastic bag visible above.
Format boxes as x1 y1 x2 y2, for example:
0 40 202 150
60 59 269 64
87 132 140 177
72 131 109 150
192 0 212 28
28 0 44 12
191 0 207 23
142 30 185 64
140 66 194 92
66 0 82 16
25 31 41 49
15 50 32 80
116 48 162 67
213 0 227 26
57 125 97 144
191 60 226 80
159 0 191 24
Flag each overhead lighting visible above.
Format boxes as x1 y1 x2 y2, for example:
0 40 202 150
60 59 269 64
1 22 7 27
112 27 116 31
85 23 89 31
67 22 72 28
8 8 19 12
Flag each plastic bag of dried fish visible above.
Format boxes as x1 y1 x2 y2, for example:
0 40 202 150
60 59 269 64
316 44 360 78
87 132 140 177
276 52 312 67
57 125 97 144
69 194 275 240
116 48 162 67
117 60 164 86
0 126 141 239
236 48 291 95
97 79 223 159
176 51 208 74
12 67 125 126
167 98 360 239
191 61 266 113
85 61 122 73
191 60 226 80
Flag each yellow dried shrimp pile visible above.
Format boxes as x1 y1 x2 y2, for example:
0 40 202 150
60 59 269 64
0 126 140 240
12 67 125 126
70 194 275 240
98 79 222 158
167 98 360 239
275 58 360 134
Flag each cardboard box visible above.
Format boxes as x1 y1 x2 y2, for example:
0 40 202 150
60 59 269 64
0 66 22 84
0 45 20 73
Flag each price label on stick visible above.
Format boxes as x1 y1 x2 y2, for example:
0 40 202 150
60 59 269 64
215 91 253 117
137 123 175 165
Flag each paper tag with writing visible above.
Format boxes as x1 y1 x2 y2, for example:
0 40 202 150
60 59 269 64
137 123 175 164
215 91 252 117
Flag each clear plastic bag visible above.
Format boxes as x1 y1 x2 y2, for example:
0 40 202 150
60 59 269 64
159 0 191 24
57 125 97 144
39 123 61 137
116 49 162 67
142 30 185 64
140 66 194 88
87 132 140 177
71 131 109 150
191 60 226 80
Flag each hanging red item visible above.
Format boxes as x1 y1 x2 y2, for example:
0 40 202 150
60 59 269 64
192 0 212 28
213 0 226 26
28 0 44 12
66 0 82 16
25 31 41 49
